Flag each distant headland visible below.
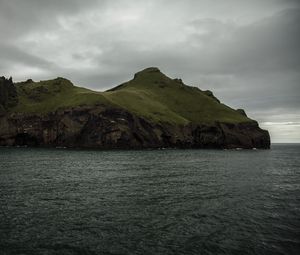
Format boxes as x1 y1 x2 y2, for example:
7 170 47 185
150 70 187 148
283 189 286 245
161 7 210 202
0 68 270 149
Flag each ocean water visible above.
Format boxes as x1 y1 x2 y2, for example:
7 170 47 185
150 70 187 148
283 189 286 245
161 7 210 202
0 145 299 255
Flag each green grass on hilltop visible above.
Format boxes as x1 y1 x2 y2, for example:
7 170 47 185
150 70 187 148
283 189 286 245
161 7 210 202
13 78 114 113
103 68 251 124
11 69 252 124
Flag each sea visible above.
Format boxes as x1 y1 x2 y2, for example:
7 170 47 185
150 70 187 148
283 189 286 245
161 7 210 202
0 144 299 255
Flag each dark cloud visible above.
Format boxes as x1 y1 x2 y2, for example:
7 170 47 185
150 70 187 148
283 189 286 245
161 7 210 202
156 8 300 76
0 0 299 142
0 43 53 67
0 0 105 41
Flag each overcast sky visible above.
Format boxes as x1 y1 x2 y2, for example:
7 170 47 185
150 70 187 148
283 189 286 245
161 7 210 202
1 0 299 142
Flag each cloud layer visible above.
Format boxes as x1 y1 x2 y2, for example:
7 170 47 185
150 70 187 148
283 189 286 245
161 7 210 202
0 0 299 142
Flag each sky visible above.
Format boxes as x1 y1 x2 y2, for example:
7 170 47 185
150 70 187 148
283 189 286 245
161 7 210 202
0 0 299 143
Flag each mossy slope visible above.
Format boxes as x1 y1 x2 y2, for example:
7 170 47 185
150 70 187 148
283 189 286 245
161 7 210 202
13 77 114 113
11 68 251 125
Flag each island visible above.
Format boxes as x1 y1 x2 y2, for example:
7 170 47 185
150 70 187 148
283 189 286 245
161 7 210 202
0 67 270 149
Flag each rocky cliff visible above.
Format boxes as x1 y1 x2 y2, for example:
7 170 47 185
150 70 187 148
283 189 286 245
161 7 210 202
0 69 270 149
0 76 18 114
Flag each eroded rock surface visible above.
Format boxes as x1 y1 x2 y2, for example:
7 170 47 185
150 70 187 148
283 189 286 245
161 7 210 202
0 106 270 149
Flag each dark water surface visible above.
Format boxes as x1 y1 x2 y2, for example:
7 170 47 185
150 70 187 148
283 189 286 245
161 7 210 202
0 145 299 255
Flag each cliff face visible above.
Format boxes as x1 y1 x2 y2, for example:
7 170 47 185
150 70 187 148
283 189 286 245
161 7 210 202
0 68 270 149
0 106 270 149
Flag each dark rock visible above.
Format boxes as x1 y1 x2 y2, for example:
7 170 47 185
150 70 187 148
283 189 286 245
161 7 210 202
0 106 270 149
0 76 18 111
25 79 34 83
203 90 220 103
174 78 184 84
237 109 247 117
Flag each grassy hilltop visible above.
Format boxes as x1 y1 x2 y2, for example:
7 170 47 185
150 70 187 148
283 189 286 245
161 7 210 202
11 67 251 125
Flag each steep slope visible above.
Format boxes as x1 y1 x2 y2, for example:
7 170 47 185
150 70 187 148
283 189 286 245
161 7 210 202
104 67 251 124
0 68 270 149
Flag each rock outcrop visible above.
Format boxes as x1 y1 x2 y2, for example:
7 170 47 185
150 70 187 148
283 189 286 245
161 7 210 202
0 76 18 114
0 106 270 149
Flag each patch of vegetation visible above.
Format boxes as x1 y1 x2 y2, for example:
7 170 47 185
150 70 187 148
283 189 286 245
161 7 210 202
103 68 252 124
13 77 114 113
9 68 252 124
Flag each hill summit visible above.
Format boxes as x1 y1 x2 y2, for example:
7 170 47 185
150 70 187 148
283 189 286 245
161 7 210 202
0 68 270 149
